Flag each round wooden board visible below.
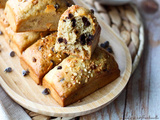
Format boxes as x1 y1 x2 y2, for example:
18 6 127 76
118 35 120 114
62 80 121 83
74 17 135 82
0 15 132 117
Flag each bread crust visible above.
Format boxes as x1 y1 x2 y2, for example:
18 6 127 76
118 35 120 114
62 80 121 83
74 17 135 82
43 47 120 106
4 0 74 32
20 33 68 85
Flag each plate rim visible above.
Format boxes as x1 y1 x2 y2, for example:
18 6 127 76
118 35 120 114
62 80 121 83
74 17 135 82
0 19 132 117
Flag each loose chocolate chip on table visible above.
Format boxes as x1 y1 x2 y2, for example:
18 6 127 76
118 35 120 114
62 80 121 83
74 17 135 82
58 37 63 43
82 17 91 27
71 18 76 27
107 47 113 53
54 3 59 10
90 9 94 14
80 34 86 45
100 41 109 48
4 67 12 73
0 31 3 35
57 66 62 70
22 70 29 76
32 57 37 62
63 38 68 44
10 51 15 57
42 88 50 95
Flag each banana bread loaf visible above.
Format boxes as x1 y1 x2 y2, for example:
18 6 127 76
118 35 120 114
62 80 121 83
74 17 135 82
20 32 68 85
0 10 50 56
43 47 120 106
55 5 101 60
4 0 74 32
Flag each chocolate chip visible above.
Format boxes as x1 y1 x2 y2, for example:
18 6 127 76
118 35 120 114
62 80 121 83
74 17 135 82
75 30 79 34
57 66 62 70
71 18 76 27
4 67 12 73
66 13 73 19
54 3 59 10
103 68 108 72
66 2 72 7
10 51 15 57
60 78 65 82
32 57 37 62
50 60 55 66
63 20 66 22
22 70 29 76
51 47 54 52
82 17 91 27
80 34 86 45
90 9 94 14
87 39 92 46
100 41 109 48
42 88 50 95
107 47 113 53
39 45 43 50
0 31 3 35
63 38 67 44
58 37 63 43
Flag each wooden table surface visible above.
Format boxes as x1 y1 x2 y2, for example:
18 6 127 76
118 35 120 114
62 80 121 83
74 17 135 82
79 0 160 119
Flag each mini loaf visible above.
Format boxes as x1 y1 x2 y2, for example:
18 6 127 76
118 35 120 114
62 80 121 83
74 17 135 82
0 10 50 56
43 47 120 106
4 0 74 32
55 5 101 60
20 32 68 85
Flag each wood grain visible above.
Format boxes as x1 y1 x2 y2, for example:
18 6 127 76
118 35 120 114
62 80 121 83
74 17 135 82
0 16 132 117
80 0 160 119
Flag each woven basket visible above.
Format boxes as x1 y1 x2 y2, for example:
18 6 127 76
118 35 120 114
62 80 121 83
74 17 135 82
26 1 144 120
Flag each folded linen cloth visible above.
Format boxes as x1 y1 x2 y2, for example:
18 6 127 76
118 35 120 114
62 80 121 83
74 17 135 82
0 86 31 120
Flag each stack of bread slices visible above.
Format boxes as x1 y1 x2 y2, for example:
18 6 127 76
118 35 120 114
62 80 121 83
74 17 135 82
0 0 120 107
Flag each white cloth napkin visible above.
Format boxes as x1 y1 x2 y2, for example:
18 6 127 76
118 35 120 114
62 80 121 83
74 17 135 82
0 86 31 120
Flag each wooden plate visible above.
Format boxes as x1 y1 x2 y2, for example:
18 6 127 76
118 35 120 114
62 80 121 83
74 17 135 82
0 16 132 117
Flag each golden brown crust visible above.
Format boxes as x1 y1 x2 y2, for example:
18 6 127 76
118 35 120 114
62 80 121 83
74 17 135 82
20 32 68 85
4 0 74 32
0 0 7 8
55 5 101 60
43 47 120 106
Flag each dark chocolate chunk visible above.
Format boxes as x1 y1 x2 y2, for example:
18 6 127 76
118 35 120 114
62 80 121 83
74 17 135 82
4 67 12 73
80 34 86 45
57 66 62 70
10 51 15 57
54 3 59 10
100 41 109 48
82 17 91 27
60 78 65 82
103 68 108 72
63 38 67 44
90 9 94 14
71 18 76 27
42 88 50 95
87 39 92 46
32 57 37 62
63 20 66 22
75 30 79 34
58 37 63 43
66 13 73 19
0 31 3 35
66 2 72 7
22 70 29 76
107 47 113 53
